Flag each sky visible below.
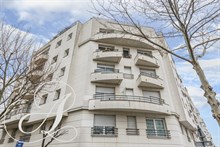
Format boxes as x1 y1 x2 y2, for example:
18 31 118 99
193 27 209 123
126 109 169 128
0 0 219 146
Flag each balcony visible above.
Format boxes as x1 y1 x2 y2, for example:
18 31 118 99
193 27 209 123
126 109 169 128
23 90 34 99
146 129 171 138
135 53 159 67
3 107 30 124
89 94 170 114
126 128 139 135
90 69 123 85
34 54 48 65
93 49 122 63
137 72 164 88
91 126 118 137
29 70 44 81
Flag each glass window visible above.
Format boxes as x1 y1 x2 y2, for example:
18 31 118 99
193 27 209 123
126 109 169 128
64 49 69 57
124 66 132 74
95 86 115 100
67 33 72 40
126 88 133 96
123 48 131 58
93 115 116 135
96 64 115 73
54 89 61 100
40 94 47 105
56 40 62 48
60 67 66 77
52 55 58 63
146 119 167 137
137 50 153 57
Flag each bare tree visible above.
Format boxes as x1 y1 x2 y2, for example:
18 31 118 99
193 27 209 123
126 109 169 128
92 0 220 125
41 119 66 147
0 21 55 120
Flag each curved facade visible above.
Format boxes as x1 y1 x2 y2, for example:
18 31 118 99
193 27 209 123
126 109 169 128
0 18 214 147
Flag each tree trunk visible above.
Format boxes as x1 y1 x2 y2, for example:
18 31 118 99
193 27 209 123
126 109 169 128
193 61 220 126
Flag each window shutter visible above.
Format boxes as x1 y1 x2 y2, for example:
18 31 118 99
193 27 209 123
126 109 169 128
96 87 115 94
94 115 115 126
143 91 160 98
127 116 137 128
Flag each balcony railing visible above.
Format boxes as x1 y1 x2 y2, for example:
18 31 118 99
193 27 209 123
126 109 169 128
126 128 139 135
137 52 154 58
20 135 31 142
5 106 31 120
94 68 119 73
146 129 171 138
91 126 118 137
95 49 119 52
94 94 164 105
139 72 159 79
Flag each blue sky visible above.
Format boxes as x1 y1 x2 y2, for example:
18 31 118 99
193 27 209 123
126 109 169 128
1 0 219 146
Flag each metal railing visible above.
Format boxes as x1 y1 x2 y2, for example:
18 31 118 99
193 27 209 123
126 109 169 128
20 135 31 142
139 72 159 79
91 126 118 136
6 106 31 120
146 129 171 138
95 49 119 52
94 93 164 105
137 52 154 58
126 128 139 135
94 68 120 73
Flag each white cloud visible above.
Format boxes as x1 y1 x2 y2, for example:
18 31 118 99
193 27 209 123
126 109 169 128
2 0 93 25
176 58 220 108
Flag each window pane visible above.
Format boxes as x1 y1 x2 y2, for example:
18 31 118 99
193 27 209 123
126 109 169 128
155 120 165 130
146 119 154 130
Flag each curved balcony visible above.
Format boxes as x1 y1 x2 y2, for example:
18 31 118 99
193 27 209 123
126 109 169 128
137 72 164 89
29 70 44 81
89 94 170 114
93 49 122 63
90 69 123 85
34 54 48 65
91 32 158 49
23 90 34 99
135 53 159 67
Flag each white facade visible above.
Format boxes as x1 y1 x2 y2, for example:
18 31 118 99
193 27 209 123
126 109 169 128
0 18 214 147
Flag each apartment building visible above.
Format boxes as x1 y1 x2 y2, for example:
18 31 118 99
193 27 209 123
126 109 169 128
0 18 214 147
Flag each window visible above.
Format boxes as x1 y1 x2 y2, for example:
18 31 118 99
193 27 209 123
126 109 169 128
40 94 47 105
52 55 58 63
39 123 46 133
64 49 69 57
98 44 115 52
95 86 115 100
20 126 33 142
137 50 153 57
54 89 61 100
124 66 133 79
60 67 66 77
96 64 115 73
125 88 133 96
67 33 72 40
140 68 157 78
99 28 114 34
56 40 62 48
143 91 161 104
146 119 168 137
0 130 6 144
127 116 139 135
8 129 17 143
46 73 53 81
123 48 131 58
92 115 116 136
